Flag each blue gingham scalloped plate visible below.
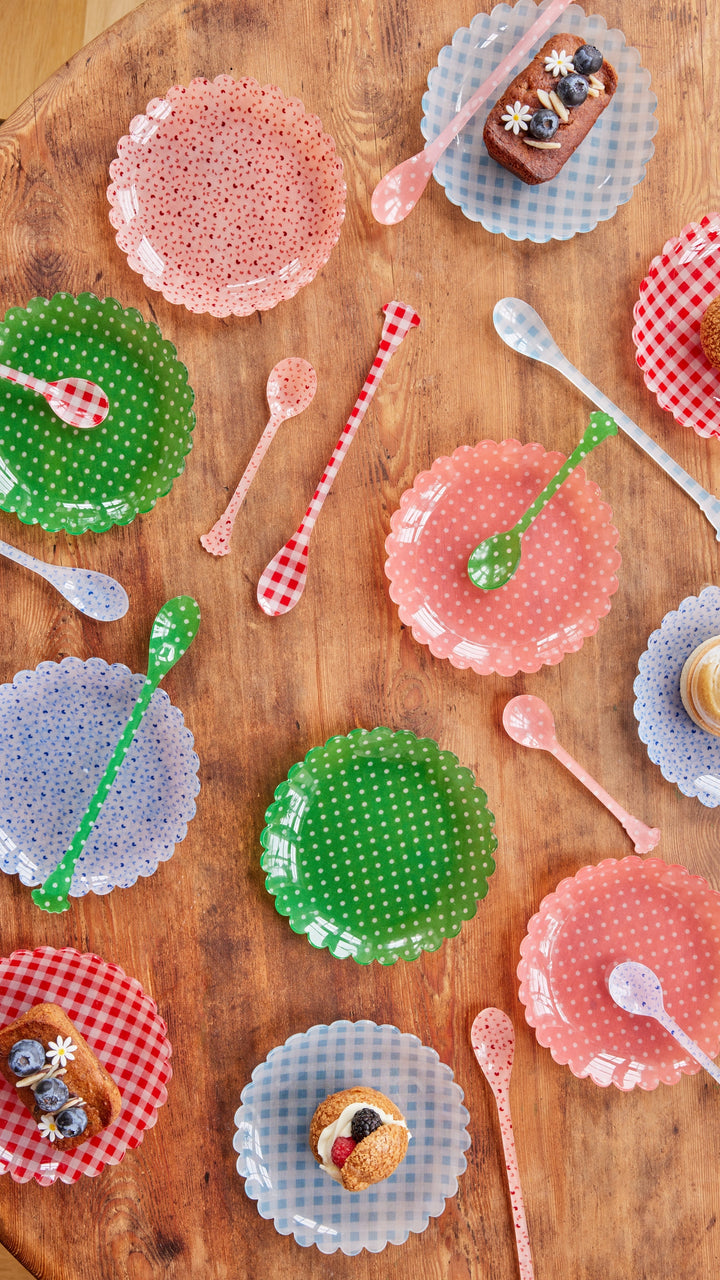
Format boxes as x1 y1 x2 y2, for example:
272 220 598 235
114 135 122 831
0 656 200 894
233 1020 470 1255
421 0 657 241
633 587 720 807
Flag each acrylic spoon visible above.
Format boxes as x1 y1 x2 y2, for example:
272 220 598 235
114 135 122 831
493 297 720 540
0 539 128 620
471 1009 535 1280
0 361 109 429
257 301 420 617
371 0 572 225
201 358 317 556
468 412 617 590
503 695 661 854
608 961 720 1086
31 596 200 913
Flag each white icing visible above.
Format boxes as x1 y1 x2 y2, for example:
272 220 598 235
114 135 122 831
316 1101 408 1181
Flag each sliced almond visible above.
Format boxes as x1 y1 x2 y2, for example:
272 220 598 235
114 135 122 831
523 140 562 149
536 89 553 110
587 87 600 97
548 90 569 123
589 74 605 91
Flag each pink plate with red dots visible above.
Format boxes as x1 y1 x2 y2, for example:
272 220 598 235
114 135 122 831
632 212 720 439
384 439 620 677
518 857 720 1091
108 75 346 318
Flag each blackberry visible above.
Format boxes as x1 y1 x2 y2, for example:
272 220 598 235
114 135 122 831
350 1107 383 1142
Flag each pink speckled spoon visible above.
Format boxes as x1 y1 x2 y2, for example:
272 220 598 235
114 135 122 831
472 1009 534 1280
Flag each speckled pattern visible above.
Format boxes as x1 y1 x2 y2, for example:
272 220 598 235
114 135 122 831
108 75 346 317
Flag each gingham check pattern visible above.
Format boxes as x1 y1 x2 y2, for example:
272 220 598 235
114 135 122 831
0 948 171 1184
632 213 720 440
257 302 420 616
0 364 109 428
420 0 657 242
233 1020 470 1255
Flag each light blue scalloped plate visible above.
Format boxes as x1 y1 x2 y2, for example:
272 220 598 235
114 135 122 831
633 587 720 807
421 0 657 240
233 1020 470 1255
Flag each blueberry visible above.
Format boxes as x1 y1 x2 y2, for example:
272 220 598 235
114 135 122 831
7 1040 45 1078
556 74 589 108
33 1077 69 1112
573 44 603 76
350 1108 384 1142
55 1107 87 1140
528 109 559 141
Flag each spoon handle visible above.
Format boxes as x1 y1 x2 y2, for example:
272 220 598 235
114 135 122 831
550 742 660 854
657 1010 720 1086
552 350 720 541
201 412 282 556
493 1094 535 1280
516 412 617 533
0 362 48 393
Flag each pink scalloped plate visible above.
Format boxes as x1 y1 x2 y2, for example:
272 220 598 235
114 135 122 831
384 440 620 677
0 947 171 1184
108 75 346 318
632 212 720 439
518 857 720 1091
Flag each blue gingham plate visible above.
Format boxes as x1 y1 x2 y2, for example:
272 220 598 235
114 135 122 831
633 587 720 808
421 0 657 240
233 1020 470 1255
0 656 199 894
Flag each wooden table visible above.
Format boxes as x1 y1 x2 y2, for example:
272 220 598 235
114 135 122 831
0 0 718 1275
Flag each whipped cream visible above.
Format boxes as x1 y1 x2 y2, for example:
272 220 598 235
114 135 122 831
317 1101 408 1181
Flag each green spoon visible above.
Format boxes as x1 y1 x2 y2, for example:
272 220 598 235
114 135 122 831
467 412 618 591
31 596 201 914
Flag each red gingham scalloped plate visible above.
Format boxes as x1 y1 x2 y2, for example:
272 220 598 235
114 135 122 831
632 212 720 439
0 948 171 1184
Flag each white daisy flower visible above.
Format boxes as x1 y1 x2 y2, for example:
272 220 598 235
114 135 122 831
38 1114 59 1143
46 1036 77 1068
500 101 532 135
544 48 575 76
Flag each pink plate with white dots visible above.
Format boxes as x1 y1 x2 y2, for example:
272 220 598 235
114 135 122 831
384 439 620 677
518 856 720 1091
632 212 720 439
108 75 346 318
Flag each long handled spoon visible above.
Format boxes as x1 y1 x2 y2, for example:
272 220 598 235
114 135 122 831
471 1009 535 1280
493 298 720 541
201 358 318 556
0 361 109 429
503 695 661 854
0 539 128 620
257 301 420 617
31 596 200 913
371 0 572 225
608 961 720 1086
468 412 617 590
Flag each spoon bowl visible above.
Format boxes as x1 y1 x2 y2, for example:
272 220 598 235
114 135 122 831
608 960 720 1086
0 539 128 620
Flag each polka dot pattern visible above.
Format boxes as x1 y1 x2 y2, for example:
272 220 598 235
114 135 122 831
517 856 720 1090
0 293 195 534
385 439 621 677
260 727 496 965
108 76 346 318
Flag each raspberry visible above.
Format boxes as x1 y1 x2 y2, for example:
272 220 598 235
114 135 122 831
330 1136 356 1168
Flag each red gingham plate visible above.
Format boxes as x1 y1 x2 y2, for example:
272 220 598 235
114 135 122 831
632 212 720 439
0 948 171 1184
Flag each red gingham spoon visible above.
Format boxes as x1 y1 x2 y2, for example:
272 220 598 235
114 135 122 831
257 301 420 617
472 1009 535 1280
0 361 109 428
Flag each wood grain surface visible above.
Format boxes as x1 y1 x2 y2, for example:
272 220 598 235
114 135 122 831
0 0 718 1277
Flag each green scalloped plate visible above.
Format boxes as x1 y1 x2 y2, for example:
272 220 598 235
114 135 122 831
260 727 497 964
0 293 195 533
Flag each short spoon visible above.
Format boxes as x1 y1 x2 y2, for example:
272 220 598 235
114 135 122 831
31 596 200 913
0 361 109 429
0 539 128 620
467 412 617 590
503 695 661 854
201 358 317 556
493 297 720 540
371 0 572 225
471 1009 535 1280
608 961 720 1086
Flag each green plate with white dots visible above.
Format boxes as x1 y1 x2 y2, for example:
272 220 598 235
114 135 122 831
0 293 195 533
260 726 497 964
